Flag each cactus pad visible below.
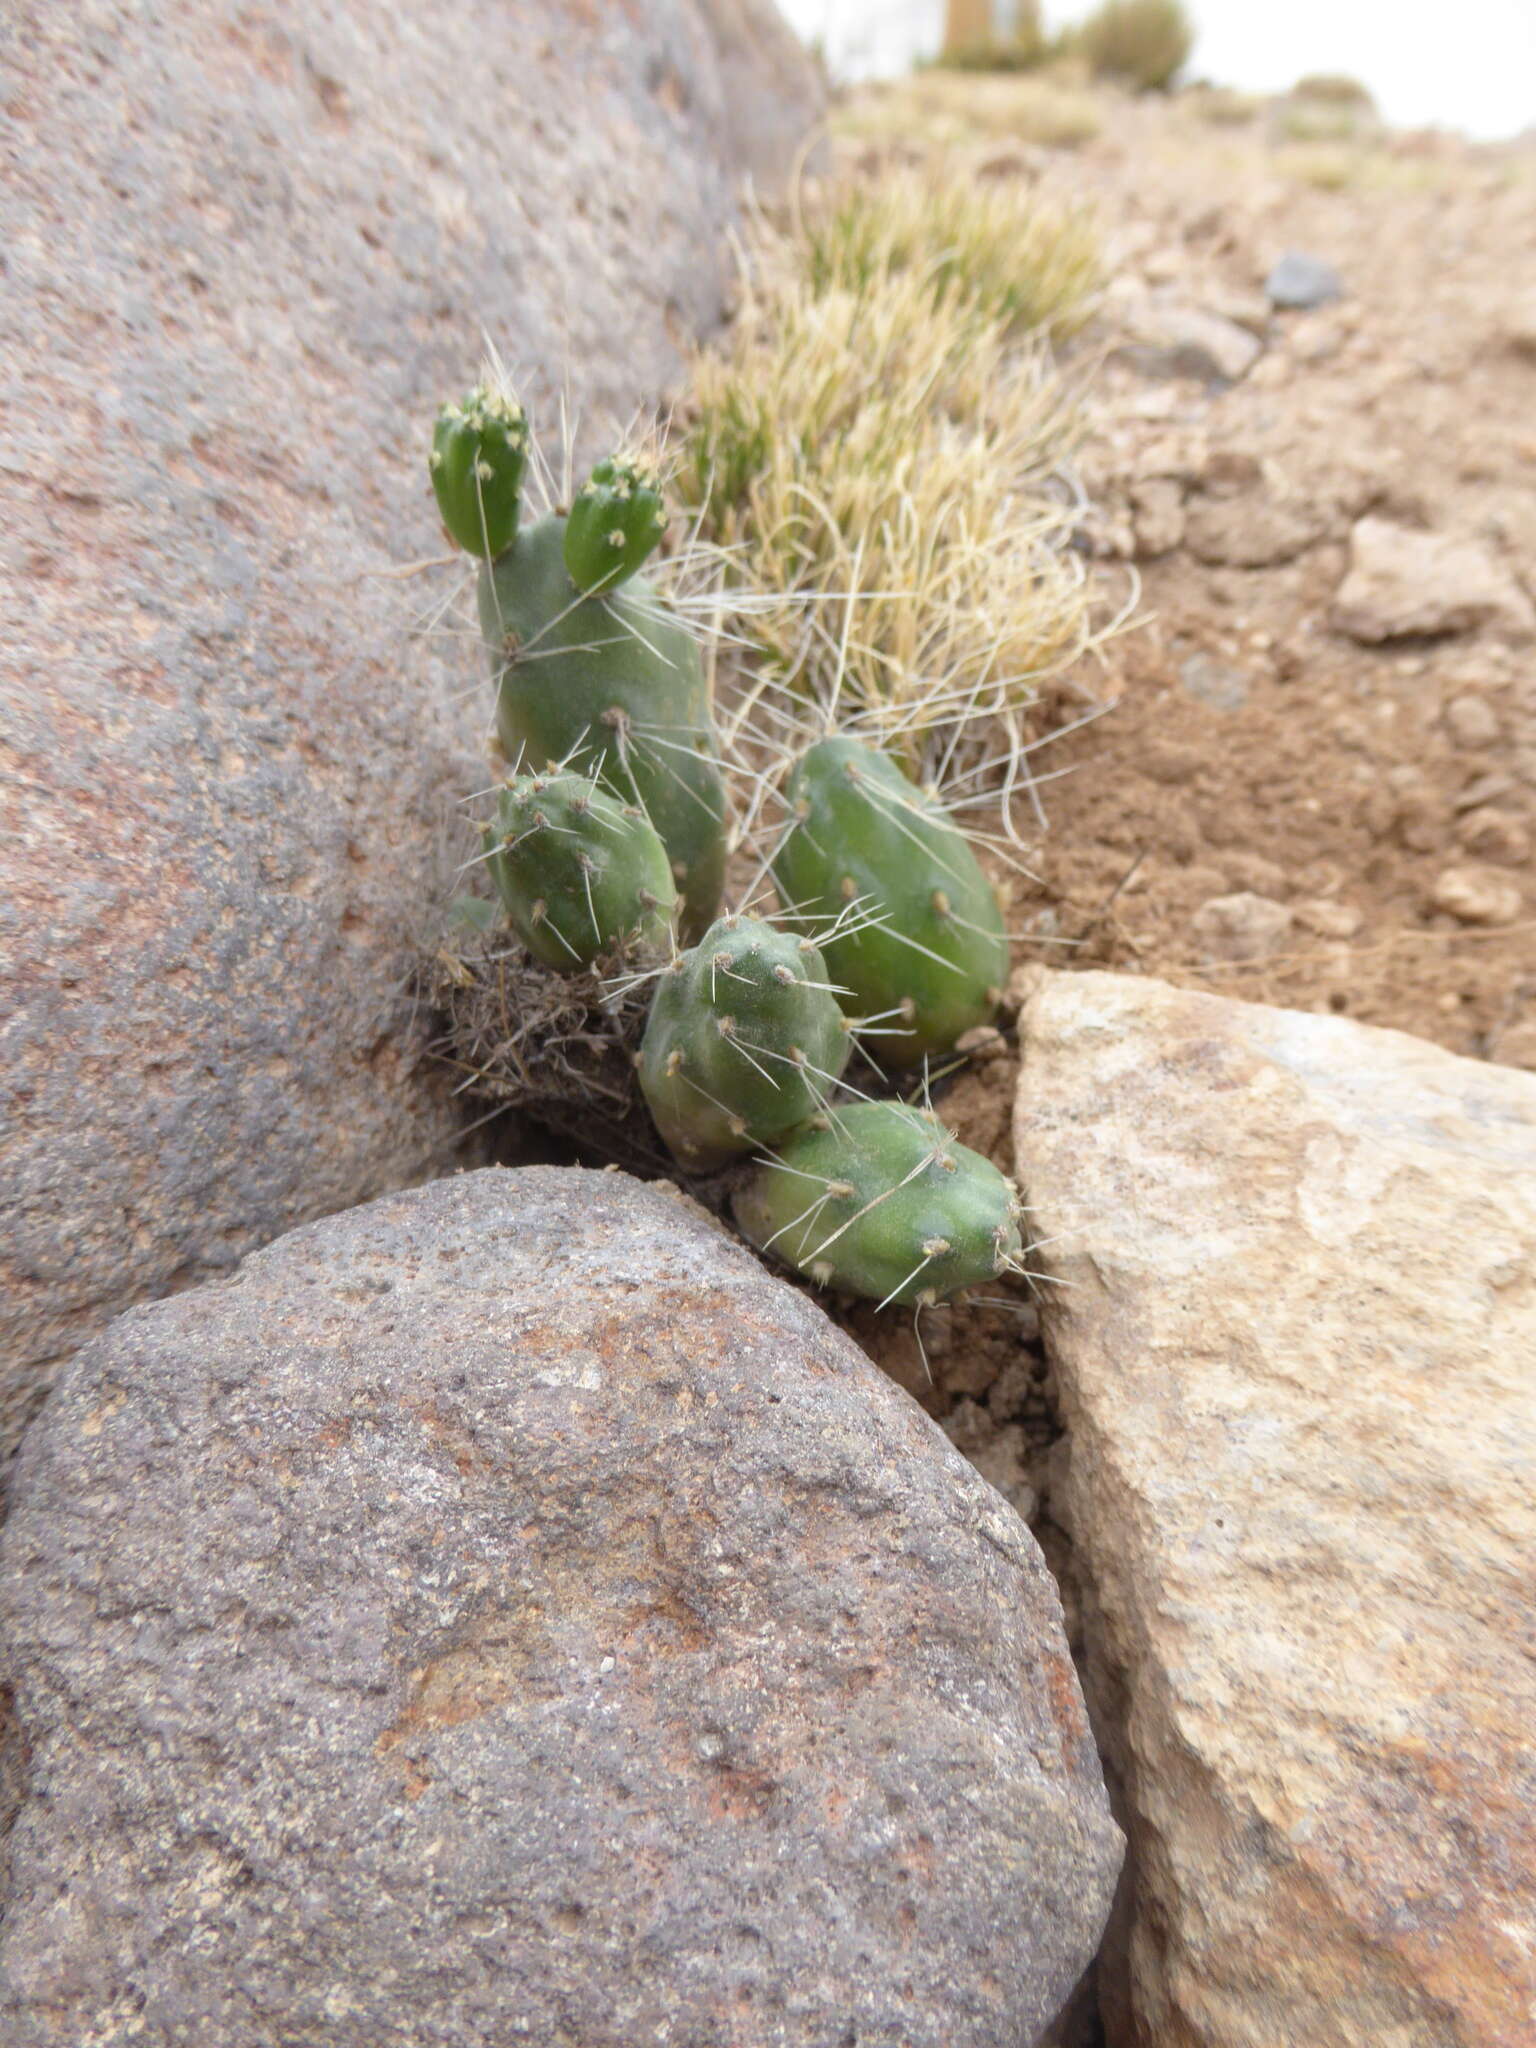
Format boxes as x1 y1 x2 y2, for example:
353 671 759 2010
430 384 527 560
563 457 668 594
484 770 677 971
639 914 851 1173
771 735 1009 1069
734 1100 1023 1307
480 515 726 939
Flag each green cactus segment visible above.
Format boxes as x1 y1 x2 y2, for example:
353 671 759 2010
484 770 677 970
480 514 726 939
734 1101 1023 1307
638 915 851 1173
771 735 1009 1069
563 457 668 594
430 384 528 559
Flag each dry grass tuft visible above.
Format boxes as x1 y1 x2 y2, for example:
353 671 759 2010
835 71 1102 153
794 168 1101 340
676 167 1107 792
1073 0 1192 91
425 923 667 1173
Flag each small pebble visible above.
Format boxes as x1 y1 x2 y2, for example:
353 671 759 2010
1430 866 1524 927
1265 250 1343 311
1180 653 1250 711
1191 892 1293 962
1293 899 1363 940
1456 808 1531 866
1443 694 1500 749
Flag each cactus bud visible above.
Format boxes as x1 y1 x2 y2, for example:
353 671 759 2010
431 383 527 559
563 457 668 594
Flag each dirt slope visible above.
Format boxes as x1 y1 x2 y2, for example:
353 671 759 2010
1013 87 1536 1064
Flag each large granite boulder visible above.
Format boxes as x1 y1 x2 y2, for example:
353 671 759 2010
0 0 820 1458
1014 969 1536 2048
0 1167 1122 2048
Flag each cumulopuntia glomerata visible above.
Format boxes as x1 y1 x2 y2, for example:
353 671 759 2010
430 384 528 560
563 457 668 595
734 1100 1024 1307
480 514 727 940
639 914 852 1173
771 735 1009 1069
483 769 677 970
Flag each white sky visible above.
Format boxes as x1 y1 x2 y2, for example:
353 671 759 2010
779 0 1536 141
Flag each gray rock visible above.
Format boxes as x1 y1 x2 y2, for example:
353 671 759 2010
1264 250 1343 310
0 0 821 1463
0 1167 1122 2048
1118 299 1263 385
1178 652 1250 710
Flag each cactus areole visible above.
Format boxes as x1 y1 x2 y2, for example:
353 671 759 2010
479 516 726 941
735 1100 1024 1307
772 736 1009 1068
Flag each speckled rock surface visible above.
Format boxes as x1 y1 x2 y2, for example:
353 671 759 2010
0 0 820 1457
1014 969 1536 2048
0 1167 1121 2048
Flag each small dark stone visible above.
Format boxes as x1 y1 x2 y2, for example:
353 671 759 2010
1265 251 1343 310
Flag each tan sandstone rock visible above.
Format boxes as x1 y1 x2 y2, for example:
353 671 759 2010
1014 969 1536 2048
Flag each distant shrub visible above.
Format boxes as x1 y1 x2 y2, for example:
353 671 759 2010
939 0 1047 71
1274 74 1380 145
1292 73 1376 108
1183 83 1262 127
1073 0 1193 91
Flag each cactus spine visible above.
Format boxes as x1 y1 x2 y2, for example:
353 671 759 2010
430 385 527 560
639 914 851 1172
563 457 668 595
735 1100 1023 1307
484 770 677 970
771 735 1008 1068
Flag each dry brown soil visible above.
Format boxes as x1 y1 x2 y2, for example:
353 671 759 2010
1016 89 1535 1061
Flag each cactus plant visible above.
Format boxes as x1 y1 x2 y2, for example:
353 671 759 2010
483 769 677 970
639 913 852 1173
564 457 668 594
771 735 1009 1068
480 513 726 941
430 384 528 559
735 1099 1023 1307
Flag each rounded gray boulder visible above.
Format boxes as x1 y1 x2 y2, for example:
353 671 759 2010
0 1167 1121 2048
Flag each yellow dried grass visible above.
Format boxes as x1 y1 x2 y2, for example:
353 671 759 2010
675 168 1105 782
